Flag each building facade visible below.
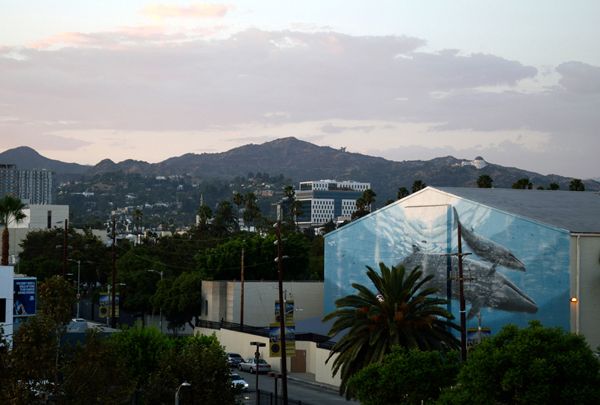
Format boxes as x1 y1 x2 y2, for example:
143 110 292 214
324 187 600 349
0 164 54 204
294 180 370 227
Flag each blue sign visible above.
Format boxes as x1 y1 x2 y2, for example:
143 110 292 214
14 278 37 317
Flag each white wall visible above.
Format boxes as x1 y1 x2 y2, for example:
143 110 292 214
194 326 341 388
200 281 323 327
570 234 600 349
0 266 14 345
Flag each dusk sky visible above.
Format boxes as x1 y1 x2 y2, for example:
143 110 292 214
1 1 599 178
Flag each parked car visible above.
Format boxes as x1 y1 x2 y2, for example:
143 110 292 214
227 352 244 367
229 373 249 391
238 357 271 374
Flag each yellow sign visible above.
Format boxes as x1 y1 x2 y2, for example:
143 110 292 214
99 293 120 318
269 322 295 357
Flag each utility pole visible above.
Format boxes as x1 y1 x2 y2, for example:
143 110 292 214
274 222 288 405
457 220 468 361
62 218 68 276
111 218 117 329
240 246 245 330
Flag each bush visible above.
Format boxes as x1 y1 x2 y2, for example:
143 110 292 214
437 321 600 404
348 347 460 405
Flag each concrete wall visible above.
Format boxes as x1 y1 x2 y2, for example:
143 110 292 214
200 281 323 326
194 326 341 387
0 266 14 345
570 234 600 349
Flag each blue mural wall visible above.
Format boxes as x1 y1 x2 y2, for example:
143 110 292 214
324 198 571 333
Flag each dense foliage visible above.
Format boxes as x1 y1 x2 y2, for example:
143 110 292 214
323 263 459 397
438 321 600 404
1 278 234 404
348 347 460 405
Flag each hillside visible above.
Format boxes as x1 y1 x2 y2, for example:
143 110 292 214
0 146 89 175
2 138 598 208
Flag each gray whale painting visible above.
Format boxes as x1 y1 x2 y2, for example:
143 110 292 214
324 198 570 333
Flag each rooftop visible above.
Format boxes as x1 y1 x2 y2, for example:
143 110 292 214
436 187 600 233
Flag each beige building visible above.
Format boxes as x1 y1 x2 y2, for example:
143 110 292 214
199 280 323 326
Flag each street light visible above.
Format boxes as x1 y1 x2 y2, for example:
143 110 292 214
175 381 191 405
250 341 266 405
146 269 164 333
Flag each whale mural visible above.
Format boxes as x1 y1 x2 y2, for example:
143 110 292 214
324 199 570 333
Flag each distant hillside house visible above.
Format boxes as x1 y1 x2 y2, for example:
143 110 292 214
288 180 371 227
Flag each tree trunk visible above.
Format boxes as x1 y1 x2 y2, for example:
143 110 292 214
1 227 9 265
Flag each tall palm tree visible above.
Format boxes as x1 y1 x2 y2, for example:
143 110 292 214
0 195 27 265
323 262 459 397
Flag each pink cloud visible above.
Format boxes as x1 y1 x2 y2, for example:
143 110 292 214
141 3 233 19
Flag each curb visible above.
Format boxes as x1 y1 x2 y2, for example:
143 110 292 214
286 375 340 393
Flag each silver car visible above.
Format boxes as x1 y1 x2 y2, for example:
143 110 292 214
238 357 271 374
230 373 249 391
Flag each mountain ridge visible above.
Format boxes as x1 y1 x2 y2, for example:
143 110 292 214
1 139 598 199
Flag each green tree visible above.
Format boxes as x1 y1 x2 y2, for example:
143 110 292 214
61 330 136 404
212 200 239 235
512 178 532 189
196 203 213 231
153 272 203 330
242 191 262 228
19 228 111 283
351 197 369 220
476 174 493 188
411 180 426 193
144 334 235 404
348 347 460 405
548 182 560 190
438 321 600 405
397 187 409 200
569 178 585 191
0 195 26 265
323 263 459 396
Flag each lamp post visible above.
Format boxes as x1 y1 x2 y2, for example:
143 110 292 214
146 269 163 332
174 381 191 405
250 341 266 405
68 259 81 318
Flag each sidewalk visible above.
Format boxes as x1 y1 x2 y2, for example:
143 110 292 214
287 372 340 393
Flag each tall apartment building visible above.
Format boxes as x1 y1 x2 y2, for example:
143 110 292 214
0 164 53 204
294 180 371 227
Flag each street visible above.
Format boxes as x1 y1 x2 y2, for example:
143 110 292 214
234 369 358 405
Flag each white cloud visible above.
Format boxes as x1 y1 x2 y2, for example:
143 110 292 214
0 28 598 177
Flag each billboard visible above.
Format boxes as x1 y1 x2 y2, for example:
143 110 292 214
13 278 37 317
324 199 570 334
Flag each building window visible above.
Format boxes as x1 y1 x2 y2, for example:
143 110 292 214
204 300 208 316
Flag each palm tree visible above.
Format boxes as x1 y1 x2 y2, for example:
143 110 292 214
323 263 459 397
0 195 27 265
412 180 426 193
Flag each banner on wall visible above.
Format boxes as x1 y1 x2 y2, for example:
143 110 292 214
13 278 37 317
274 300 294 323
269 322 295 357
98 293 120 318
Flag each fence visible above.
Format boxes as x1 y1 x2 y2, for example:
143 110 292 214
255 389 311 405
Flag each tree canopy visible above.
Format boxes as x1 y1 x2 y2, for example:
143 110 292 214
323 263 459 396
438 321 600 405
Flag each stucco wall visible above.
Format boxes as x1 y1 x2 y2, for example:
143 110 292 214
570 234 600 348
194 326 341 387
0 266 14 345
200 281 323 326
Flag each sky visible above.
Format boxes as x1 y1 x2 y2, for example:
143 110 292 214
1 1 599 178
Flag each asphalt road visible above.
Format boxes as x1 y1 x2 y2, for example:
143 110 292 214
234 369 358 405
